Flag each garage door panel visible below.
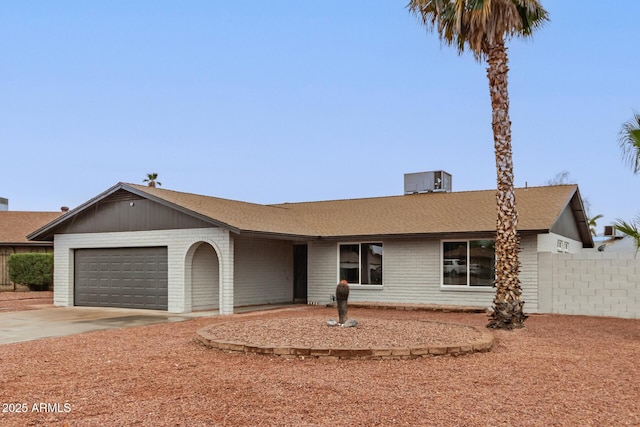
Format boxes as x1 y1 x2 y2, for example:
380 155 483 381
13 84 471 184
75 247 168 310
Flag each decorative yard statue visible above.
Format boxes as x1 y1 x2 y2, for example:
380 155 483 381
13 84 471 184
336 279 350 325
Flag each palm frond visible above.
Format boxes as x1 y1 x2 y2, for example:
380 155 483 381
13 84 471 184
613 214 640 257
618 111 640 175
588 214 603 236
143 173 161 187
407 0 548 61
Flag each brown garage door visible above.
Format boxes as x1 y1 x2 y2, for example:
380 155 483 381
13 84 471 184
74 247 168 310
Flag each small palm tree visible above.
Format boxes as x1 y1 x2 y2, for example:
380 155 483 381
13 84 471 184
143 173 161 188
588 214 603 237
618 111 640 175
408 0 549 329
613 215 640 257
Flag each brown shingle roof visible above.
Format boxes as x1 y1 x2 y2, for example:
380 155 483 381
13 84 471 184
127 183 579 238
273 185 578 237
125 184 316 236
0 211 63 245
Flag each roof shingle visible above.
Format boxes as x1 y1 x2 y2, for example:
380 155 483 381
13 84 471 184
127 183 579 238
0 211 63 245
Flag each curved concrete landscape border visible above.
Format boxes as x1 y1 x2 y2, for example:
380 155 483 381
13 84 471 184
195 321 494 360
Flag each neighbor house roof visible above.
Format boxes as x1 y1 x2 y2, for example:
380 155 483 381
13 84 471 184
0 211 63 246
29 182 593 247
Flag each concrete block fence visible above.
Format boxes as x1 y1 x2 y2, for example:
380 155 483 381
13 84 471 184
538 252 640 319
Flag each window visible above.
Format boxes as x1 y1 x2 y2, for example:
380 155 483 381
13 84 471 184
442 240 494 287
557 239 569 253
339 243 383 285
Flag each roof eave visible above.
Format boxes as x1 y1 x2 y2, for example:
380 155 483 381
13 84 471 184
314 229 547 241
237 230 321 241
0 241 54 247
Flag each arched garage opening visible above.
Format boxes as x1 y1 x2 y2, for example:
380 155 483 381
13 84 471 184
188 242 220 311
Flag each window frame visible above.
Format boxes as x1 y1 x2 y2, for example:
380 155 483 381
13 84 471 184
337 242 383 287
441 239 495 290
557 239 570 253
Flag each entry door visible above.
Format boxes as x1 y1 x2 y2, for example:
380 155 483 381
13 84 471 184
293 245 308 301
74 247 168 310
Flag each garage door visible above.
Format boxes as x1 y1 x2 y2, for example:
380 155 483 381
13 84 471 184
74 247 168 310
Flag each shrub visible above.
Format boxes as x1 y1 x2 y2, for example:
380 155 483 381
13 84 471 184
7 253 53 291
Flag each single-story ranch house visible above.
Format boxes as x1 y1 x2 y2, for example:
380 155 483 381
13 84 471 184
28 180 593 314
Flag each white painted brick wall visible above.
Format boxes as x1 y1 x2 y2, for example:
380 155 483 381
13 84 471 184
53 228 232 314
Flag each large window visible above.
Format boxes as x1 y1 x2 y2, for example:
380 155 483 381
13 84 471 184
339 243 383 285
442 240 494 287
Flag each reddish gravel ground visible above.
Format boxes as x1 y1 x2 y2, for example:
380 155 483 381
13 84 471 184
0 292 638 426
0 291 54 312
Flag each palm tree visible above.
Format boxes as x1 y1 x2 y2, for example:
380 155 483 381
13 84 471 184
408 0 549 329
143 173 161 188
613 215 640 257
615 111 640 255
618 111 640 175
588 214 603 237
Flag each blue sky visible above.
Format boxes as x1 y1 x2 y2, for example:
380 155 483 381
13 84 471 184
2 1 638 233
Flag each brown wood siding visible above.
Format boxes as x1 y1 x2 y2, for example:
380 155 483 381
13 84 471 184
0 246 53 288
57 191 214 234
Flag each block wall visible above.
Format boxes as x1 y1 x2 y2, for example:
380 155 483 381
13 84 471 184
539 251 640 319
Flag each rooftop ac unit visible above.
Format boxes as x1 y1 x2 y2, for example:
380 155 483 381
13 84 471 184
603 225 617 237
404 171 452 194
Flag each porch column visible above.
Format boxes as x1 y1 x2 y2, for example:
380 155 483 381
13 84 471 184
219 234 234 314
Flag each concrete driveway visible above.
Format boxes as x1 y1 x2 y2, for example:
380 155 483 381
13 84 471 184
0 307 215 345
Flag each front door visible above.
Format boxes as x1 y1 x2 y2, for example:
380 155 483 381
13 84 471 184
293 245 307 302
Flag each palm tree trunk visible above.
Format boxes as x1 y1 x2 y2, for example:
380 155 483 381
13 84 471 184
485 39 527 329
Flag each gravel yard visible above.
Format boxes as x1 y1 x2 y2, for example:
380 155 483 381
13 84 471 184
0 293 638 426
0 291 54 312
